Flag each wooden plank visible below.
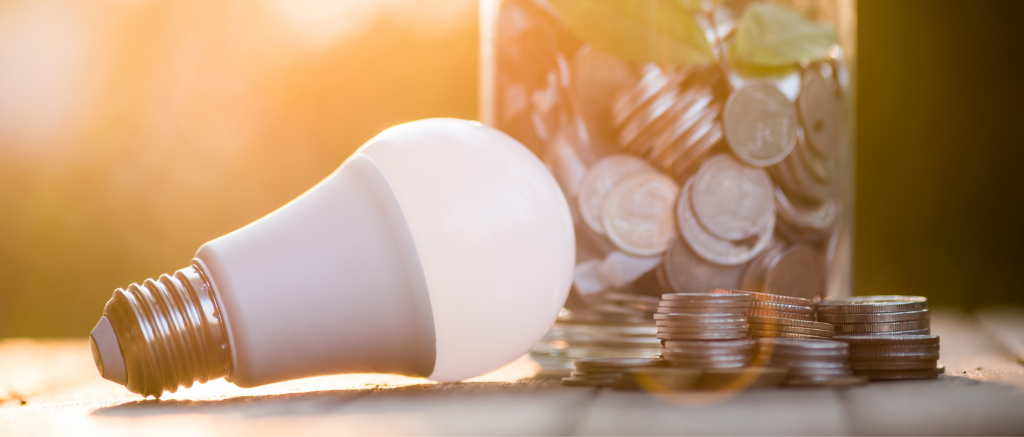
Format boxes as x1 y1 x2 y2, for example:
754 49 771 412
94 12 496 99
576 387 849 435
977 307 1024 364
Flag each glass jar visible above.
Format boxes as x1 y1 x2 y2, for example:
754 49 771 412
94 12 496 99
481 0 855 366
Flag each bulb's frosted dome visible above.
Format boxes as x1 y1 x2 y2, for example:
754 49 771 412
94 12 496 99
359 119 575 381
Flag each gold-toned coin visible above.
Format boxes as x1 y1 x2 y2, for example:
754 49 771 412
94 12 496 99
710 288 814 307
749 329 829 340
747 315 833 331
748 323 833 337
749 300 815 314
747 308 817 321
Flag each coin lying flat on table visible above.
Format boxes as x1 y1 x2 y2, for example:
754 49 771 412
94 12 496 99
603 171 680 256
849 351 940 361
815 296 929 314
817 309 930 324
657 307 750 315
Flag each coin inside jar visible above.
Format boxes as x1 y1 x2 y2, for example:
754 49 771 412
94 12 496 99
724 81 798 167
677 175 775 266
762 244 826 300
602 171 680 256
578 154 657 236
798 69 844 157
662 237 746 294
691 154 775 241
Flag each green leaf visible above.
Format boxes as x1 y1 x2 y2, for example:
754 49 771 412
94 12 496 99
732 2 837 67
549 0 715 65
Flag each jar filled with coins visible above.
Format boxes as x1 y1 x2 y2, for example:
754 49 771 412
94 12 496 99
481 0 855 369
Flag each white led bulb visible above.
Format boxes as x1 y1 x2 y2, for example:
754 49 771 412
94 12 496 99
89 119 575 397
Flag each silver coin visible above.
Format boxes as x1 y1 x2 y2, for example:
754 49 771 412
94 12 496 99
724 81 798 167
663 237 746 295
833 319 931 334
783 133 840 203
832 334 939 346
577 154 656 236
691 154 776 241
603 172 680 256
853 328 932 336
656 307 749 315
657 332 748 340
573 357 662 370
661 292 752 301
848 352 940 361
677 176 774 266
847 344 940 355
849 361 938 371
816 296 929 314
774 186 836 233
656 319 748 328
818 309 930 324
662 339 757 350
795 126 838 184
657 325 748 334
798 69 844 157
653 313 747 322
612 64 686 128
762 244 826 301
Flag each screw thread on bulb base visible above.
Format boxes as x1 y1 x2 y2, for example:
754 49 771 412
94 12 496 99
102 262 231 398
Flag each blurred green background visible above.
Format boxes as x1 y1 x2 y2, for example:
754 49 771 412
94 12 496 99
0 0 1021 338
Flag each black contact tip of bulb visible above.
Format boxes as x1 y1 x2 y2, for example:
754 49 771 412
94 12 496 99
99 263 232 398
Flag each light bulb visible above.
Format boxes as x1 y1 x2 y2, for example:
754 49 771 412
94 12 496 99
89 119 575 397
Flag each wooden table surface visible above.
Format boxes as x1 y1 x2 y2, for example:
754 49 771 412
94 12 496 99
2 309 1024 436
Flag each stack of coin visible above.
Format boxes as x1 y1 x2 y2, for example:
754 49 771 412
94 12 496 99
561 357 663 387
660 339 759 369
815 296 930 336
835 335 942 380
710 289 818 324
757 338 865 386
530 317 661 377
656 293 751 341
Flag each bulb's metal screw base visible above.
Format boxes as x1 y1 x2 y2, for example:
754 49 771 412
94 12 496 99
97 262 231 398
